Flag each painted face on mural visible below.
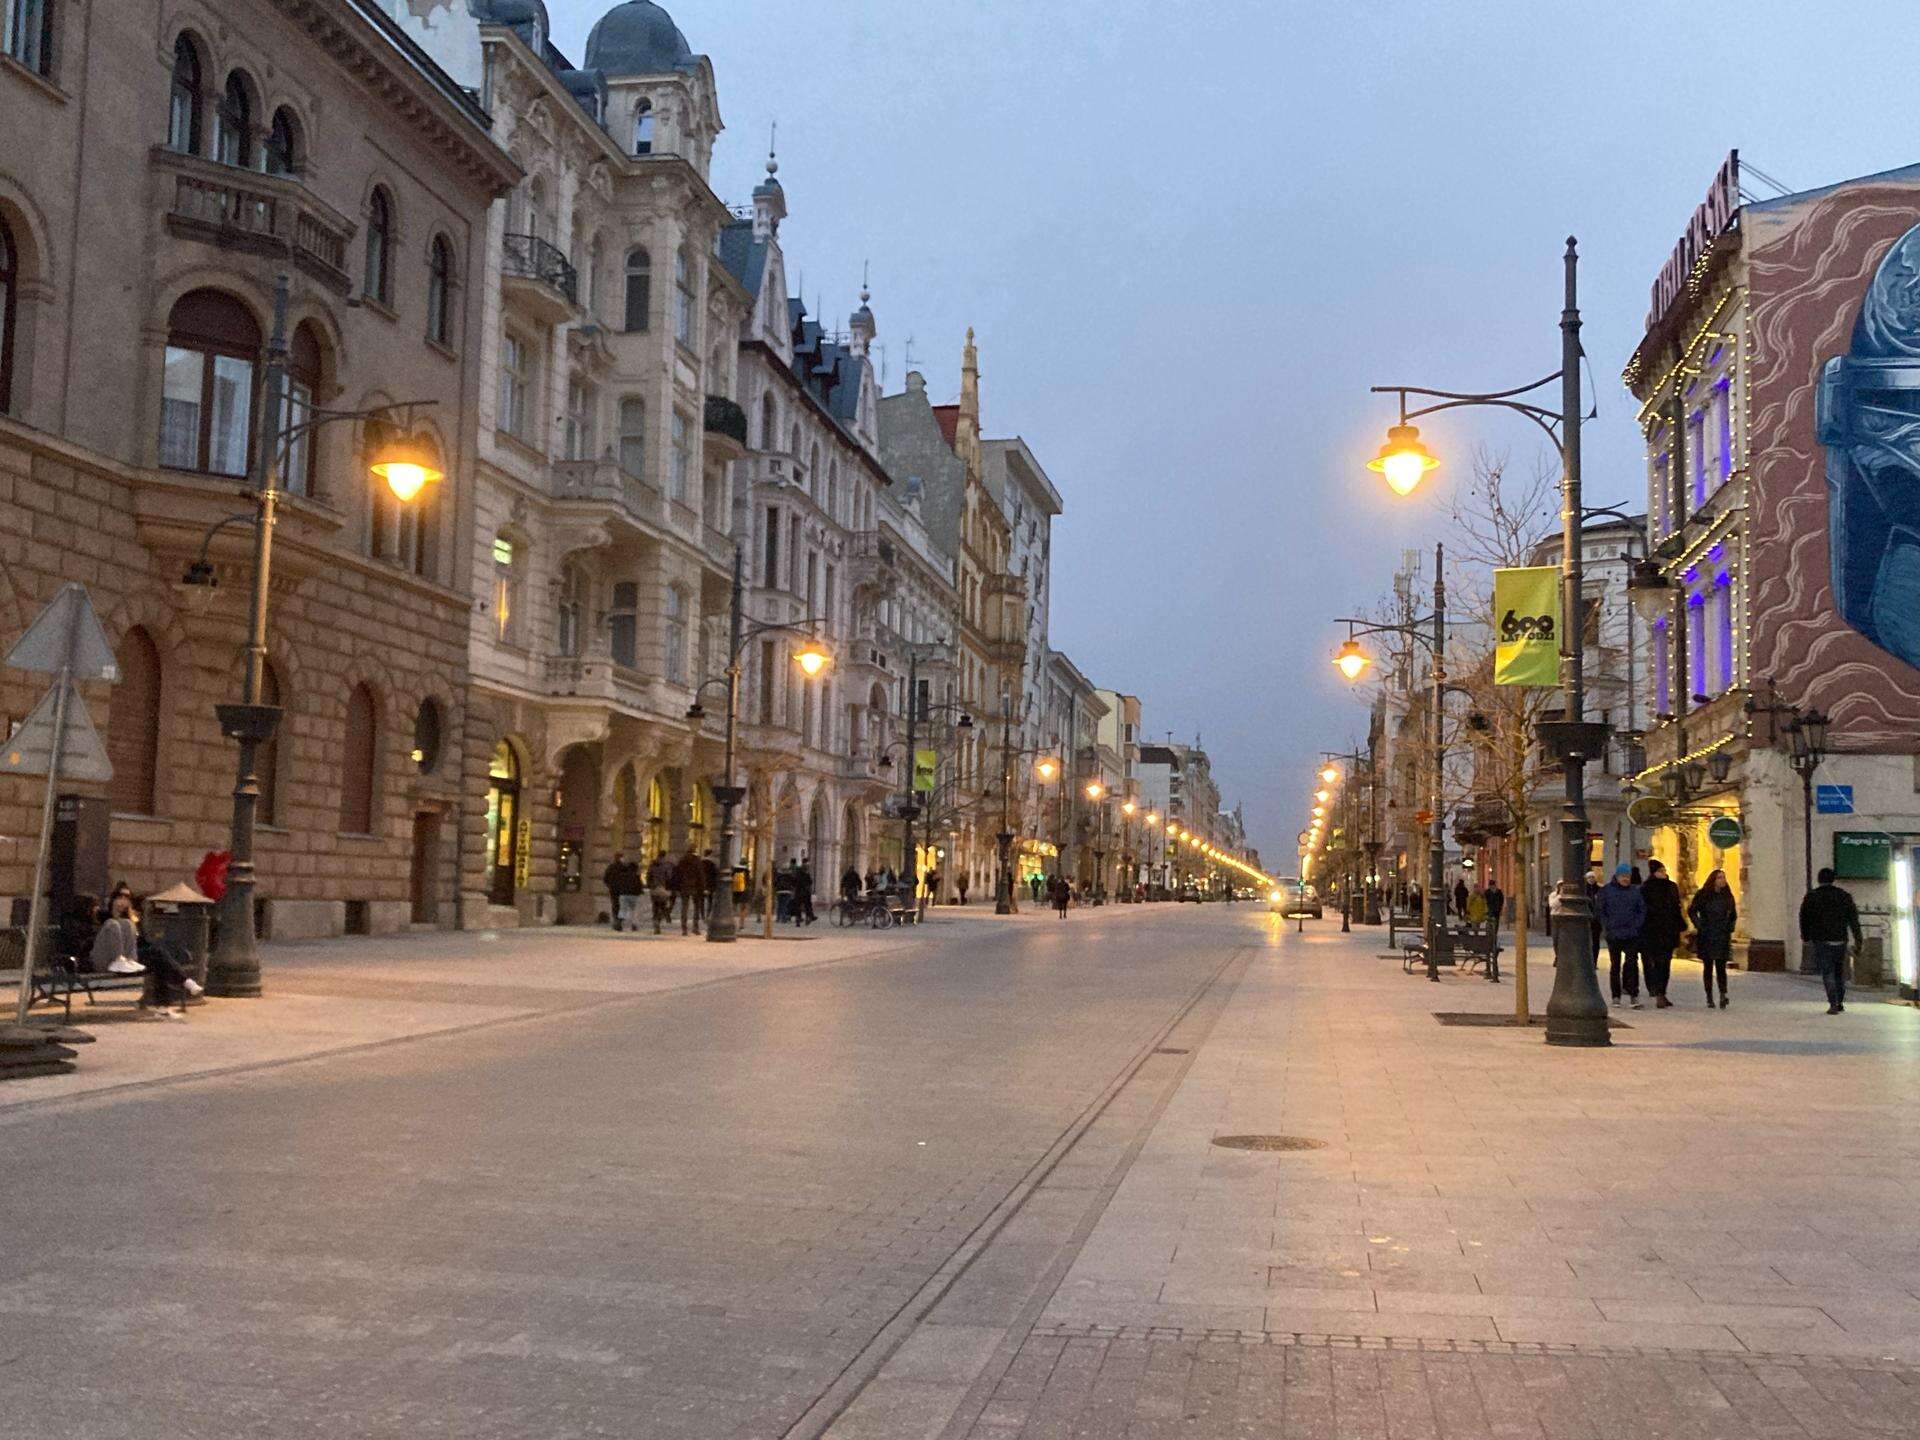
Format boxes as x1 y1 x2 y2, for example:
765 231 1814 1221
1817 222 1920 669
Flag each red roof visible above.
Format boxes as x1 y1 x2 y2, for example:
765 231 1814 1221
930 404 959 448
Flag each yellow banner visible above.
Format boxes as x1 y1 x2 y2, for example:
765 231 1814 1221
1493 566 1561 686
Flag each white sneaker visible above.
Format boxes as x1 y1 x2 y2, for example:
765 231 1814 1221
183 978 204 997
154 1008 184 1021
107 957 145 975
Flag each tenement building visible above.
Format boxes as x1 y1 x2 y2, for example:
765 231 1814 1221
459 0 749 925
0 0 516 935
1626 151 1920 972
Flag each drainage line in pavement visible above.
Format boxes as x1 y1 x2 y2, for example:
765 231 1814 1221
782 942 1252 1440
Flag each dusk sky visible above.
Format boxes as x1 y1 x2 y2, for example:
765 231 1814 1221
549 1 1916 866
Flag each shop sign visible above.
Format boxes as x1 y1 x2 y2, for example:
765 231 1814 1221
1707 815 1743 851
1834 830 1893 880
1647 150 1740 333
1815 783 1854 814
514 816 531 887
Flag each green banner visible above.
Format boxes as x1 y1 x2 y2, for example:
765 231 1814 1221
1834 830 1893 880
912 748 937 793
1493 566 1561 686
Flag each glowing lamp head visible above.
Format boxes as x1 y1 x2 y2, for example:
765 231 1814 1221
1145 811 1159 826
1315 788 1331 803
1036 757 1059 782
793 638 832 677
1333 638 1373 682
1368 423 1439 496
1122 800 1136 816
369 429 444 502
1320 765 1340 784
1312 805 1325 818
1085 781 1104 800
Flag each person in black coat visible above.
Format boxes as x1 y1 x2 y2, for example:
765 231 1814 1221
1800 867 1864 1014
1639 859 1685 1007
1688 868 1738 1008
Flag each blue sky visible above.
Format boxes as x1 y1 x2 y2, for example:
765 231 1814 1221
550 1 1915 864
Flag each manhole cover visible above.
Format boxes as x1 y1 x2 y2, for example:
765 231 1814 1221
1153 1047 1189 1055
1433 1012 1631 1029
1210 1134 1325 1152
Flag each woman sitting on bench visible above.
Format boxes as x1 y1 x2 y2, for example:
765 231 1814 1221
91 884 201 1018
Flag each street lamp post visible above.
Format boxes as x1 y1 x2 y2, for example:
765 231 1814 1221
197 274 445 997
695 551 831 943
1367 239 1612 1046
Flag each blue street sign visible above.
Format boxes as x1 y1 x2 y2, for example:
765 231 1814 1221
1816 784 1855 814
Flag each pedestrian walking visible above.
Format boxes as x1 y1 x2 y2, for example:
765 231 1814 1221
1639 858 1684 1007
926 868 941 907
1030 873 1044 903
1584 870 1603 962
840 865 862 908
956 872 970 906
604 852 631 930
674 847 706 934
792 856 817 925
1050 873 1071 917
1452 878 1469 916
1485 881 1506 932
1688 868 1738 1009
1595 864 1646 1008
1799 866 1864 1015
698 850 719 926
1465 887 1489 925
645 851 676 934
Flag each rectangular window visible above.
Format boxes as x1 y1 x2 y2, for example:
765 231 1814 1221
617 398 645 477
670 411 690 500
492 535 517 644
1711 576 1734 692
563 380 592 461
1653 618 1670 714
609 581 638 669
805 552 817 615
1714 381 1734 485
159 347 205 469
500 335 526 438
5 0 49 75
1688 410 1707 509
279 379 313 495
1686 593 1705 702
674 250 695 347
757 639 774 724
762 507 779 584
824 566 836 628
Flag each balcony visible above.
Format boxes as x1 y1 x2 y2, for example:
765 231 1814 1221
703 395 749 463
502 232 578 322
986 570 1028 602
154 147 353 292
848 529 898 594
551 458 666 529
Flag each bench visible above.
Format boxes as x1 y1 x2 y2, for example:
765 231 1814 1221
0 925 151 1018
1400 924 1503 981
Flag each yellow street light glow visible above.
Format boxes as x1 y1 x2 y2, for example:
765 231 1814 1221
1145 811 1159 826
794 638 832 676
1036 757 1059 781
1333 638 1373 682
1122 800 1136 816
1315 788 1331 803
1320 765 1340 784
1368 422 1439 496
1085 781 1104 800
369 429 445 502
1312 805 1325 818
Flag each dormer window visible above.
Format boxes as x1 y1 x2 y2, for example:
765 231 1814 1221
633 100 654 156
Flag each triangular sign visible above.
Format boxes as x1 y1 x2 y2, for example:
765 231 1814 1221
0 681 113 782
3 583 119 681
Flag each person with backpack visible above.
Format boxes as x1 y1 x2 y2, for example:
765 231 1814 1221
1689 869 1738 1009
1799 867 1864 1014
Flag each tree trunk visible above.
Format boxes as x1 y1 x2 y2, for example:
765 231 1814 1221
1513 845 1530 1022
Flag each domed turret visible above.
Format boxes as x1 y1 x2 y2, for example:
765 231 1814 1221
585 1 695 75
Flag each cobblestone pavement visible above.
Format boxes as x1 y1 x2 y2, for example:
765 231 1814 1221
0 903 1235 1439
937 919 1920 1439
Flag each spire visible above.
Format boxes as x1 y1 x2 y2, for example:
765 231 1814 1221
751 121 785 240
956 328 981 480
849 262 876 360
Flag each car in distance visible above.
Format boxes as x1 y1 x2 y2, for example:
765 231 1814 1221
1269 877 1322 919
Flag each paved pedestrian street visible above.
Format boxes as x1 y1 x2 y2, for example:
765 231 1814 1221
6 907 1920 1438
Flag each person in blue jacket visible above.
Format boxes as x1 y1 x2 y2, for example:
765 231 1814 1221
1593 863 1647 1009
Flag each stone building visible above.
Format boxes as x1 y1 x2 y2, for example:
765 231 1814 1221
984 436 1062 864
0 0 516 936
458 0 749 926
1626 153 1920 971
717 155 899 896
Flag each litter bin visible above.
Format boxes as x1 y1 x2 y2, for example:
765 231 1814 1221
146 882 216 986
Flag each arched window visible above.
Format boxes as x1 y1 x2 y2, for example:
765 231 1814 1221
486 740 520 905
364 187 393 306
107 627 161 816
758 392 777 451
617 397 645 477
0 216 16 415
257 660 283 827
263 107 297 176
215 72 252 167
663 585 686 684
491 531 522 645
279 320 322 496
673 248 694 346
557 562 588 657
633 100 653 155
623 247 650 332
159 289 259 475
426 235 453 346
412 697 442 774
5 0 51 76
826 461 838 520
339 683 377 835
167 36 202 153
